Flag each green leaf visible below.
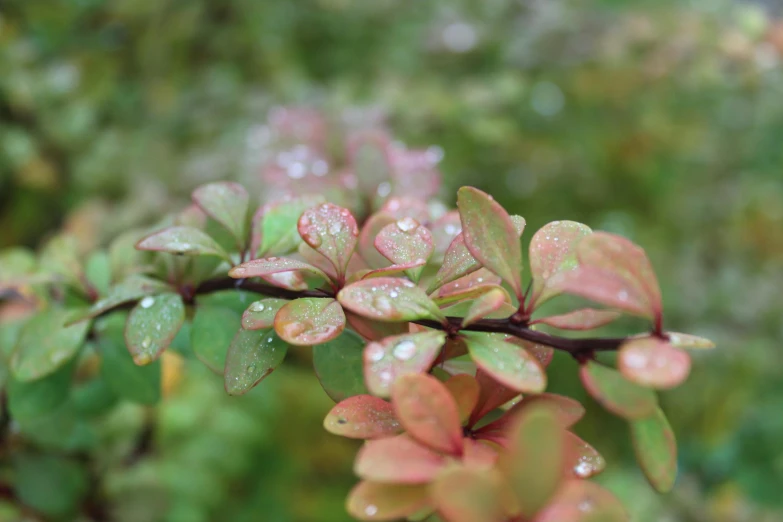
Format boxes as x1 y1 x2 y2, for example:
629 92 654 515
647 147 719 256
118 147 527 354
224 329 288 395
13 454 88 517
579 361 658 420
99 326 161 405
324 395 402 439
374 217 434 282
355 434 446 484
124 293 185 365
430 468 506 522
259 194 325 256
392 373 464 456
631 407 678 493
274 297 346 346
85 250 112 296
346 481 430 522
508 405 565 517
313 329 368 402
241 298 287 330
364 331 447 398
618 338 691 389
136 226 231 263
338 277 446 323
298 202 359 279
11 307 90 381
457 187 523 299
191 305 240 373
528 220 592 307
39 234 83 286
464 332 546 394
71 275 172 323
0 247 39 290
7 361 75 421
192 182 250 246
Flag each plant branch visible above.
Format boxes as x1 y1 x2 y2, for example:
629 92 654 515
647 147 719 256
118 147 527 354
194 277 334 300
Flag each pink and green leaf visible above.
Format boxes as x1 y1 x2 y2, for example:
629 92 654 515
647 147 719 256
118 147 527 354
136 226 231 263
549 266 652 320
298 203 359 280
461 287 511 327
346 481 430 522
464 332 547 395
345 312 409 342
358 212 398 269
324 395 402 439
192 182 250 246
361 260 427 280
426 233 482 293
535 480 629 522
242 298 287 330
228 257 329 283
431 269 503 306
354 434 446 484
563 432 606 479
364 331 447 397
532 308 620 331
374 218 434 282
528 220 592 307
273 298 345 346
124 293 185 365
444 374 481 425
430 468 507 522
224 329 288 395
618 337 691 389
469 369 523 427
579 361 658 420
338 278 446 323
631 407 678 493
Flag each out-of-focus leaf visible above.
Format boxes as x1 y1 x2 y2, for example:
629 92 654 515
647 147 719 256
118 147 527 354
361 260 426 280
431 269 503 306
535 480 629 522
430 211 461 257
469 369 522 426
313 329 368 402
84 251 111 296
358 212 397 269
191 305 240 373
258 194 325 256
124 293 185 365
346 311 409 342
39 235 82 286
391 373 463 456
224 328 288 395
274 297 345 346
532 309 620 331
461 287 510 327
99 327 160 405
444 374 480 425
324 395 402 439
549 267 651 320
298 203 359 279
528 220 592 307
457 187 523 299
426 233 482 293
7 362 74 421
136 226 232 262
346 481 430 522
0 248 37 290
364 331 446 397
464 332 546 394
374 217 433 282
11 307 89 381
618 337 691 389
339 277 446 323
228 257 329 283
13 454 88 518
355 435 446 484
564 431 606 479
631 407 678 493
71 275 171 323
666 331 716 350
579 361 658 420
430 467 506 522
504 393 586 430
241 298 287 330
507 405 565 517
192 182 249 246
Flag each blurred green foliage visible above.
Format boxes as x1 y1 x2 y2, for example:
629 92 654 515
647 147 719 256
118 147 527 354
2 0 783 520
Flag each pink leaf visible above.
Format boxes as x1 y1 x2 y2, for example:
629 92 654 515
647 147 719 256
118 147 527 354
549 266 652 319
379 196 431 223
431 269 502 305
532 308 621 331
469 369 523 427
463 438 499 469
364 331 446 397
298 203 359 280
430 211 462 258
618 337 691 389
477 393 585 439
242 298 287 330
528 220 592 308
430 468 507 522
345 312 408 342
374 218 434 282
359 212 397 269
338 277 446 323
324 395 402 439
346 481 430 521
391 373 464 456
361 260 427 280
534 480 629 522
457 187 524 299
444 374 481 424
229 257 329 282
354 434 446 484
563 431 606 479
273 298 345 346
461 287 511 327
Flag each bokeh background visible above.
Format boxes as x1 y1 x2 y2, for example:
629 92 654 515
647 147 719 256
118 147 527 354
2 0 783 520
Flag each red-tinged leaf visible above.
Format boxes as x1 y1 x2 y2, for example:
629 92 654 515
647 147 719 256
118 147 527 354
441 360 478 377
618 337 691 389
338 278 446 323
430 211 462 257
463 438 500 469
364 331 446 397
577 232 662 321
298 203 359 279
550 266 652 320
259 270 309 291
355 434 446 484
444 374 480 424
379 197 431 223
532 309 620 331
564 432 606 479
345 312 408 342
430 468 506 522
631 407 678 493
228 257 329 282
528 220 592 308
431 269 502 305
510 215 526 236
426 233 482 293
346 481 430 521
258 194 326 256
274 298 345 346
124 293 185 365
324 395 402 439
465 332 547 395
391 373 464 456
502 335 555 368
175 203 208 229
388 147 442 201
535 480 629 522
135 226 231 263
359 213 397 269
242 299 287 330
361 260 426 280
666 331 716 350
507 393 586 429
374 218 434 282
192 182 249 246
507 405 566 517
224 329 288 395
579 361 658 420
457 187 524 299
469 369 522 427
462 288 511 327
348 130 393 192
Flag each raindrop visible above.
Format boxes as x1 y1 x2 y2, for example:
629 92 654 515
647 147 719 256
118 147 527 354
389 291 399 298
140 296 155 309
392 340 417 361
329 222 344 235
396 217 419 233
247 364 256 373
368 344 385 362
250 302 266 312
365 505 378 516
141 336 152 349
377 182 392 198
